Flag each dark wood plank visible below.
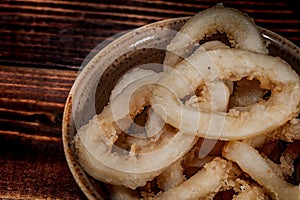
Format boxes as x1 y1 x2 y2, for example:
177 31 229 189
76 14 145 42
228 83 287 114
0 133 86 199
0 66 85 199
0 0 299 69
0 66 76 137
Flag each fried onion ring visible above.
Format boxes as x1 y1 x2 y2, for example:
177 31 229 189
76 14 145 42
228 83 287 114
232 183 267 200
243 117 300 148
75 70 195 189
108 185 140 200
151 48 300 140
164 4 268 68
157 158 185 191
270 117 300 142
111 69 165 147
154 158 232 199
223 141 300 200
110 68 157 100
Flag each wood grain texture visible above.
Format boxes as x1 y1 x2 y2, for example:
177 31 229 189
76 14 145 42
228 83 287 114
0 0 299 199
0 66 76 137
0 66 83 199
0 133 85 199
0 0 299 69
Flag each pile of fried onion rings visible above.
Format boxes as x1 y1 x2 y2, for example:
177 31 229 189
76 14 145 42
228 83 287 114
75 4 300 200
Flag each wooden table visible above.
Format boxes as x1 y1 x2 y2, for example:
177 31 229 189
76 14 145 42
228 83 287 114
0 0 299 199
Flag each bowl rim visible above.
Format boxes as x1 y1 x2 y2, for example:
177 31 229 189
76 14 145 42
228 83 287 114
62 16 300 200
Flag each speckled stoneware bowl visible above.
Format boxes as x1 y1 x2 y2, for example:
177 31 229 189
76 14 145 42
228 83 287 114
62 17 300 200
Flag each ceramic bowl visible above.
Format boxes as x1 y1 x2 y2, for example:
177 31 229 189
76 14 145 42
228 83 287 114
62 17 300 200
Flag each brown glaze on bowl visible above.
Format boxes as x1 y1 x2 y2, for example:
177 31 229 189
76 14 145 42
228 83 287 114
62 17 300 200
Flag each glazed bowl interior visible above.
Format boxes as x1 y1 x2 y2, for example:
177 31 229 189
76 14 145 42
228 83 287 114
62 17 300 200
